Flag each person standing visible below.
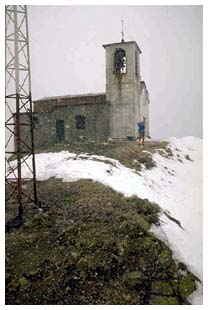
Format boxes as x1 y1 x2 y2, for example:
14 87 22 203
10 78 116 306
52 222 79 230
137 121 145 145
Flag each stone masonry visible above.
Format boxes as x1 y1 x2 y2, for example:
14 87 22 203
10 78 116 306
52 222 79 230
103 41 142 139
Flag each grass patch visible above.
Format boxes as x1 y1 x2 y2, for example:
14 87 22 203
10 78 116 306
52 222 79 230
6 179 196 305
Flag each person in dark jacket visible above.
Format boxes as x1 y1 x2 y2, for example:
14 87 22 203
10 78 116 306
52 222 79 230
137 121 145 145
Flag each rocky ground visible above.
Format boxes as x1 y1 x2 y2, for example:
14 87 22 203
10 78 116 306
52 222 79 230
35 139 172 170
5 141 197 305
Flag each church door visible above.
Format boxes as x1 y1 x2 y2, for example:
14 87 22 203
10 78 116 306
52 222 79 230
56 120 65 143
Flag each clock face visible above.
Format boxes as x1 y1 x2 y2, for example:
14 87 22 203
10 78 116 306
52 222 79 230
114 48 126 73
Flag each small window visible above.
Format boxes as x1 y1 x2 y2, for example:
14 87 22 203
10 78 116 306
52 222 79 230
76 115 86 129
32 116 38 129
114 48 126 74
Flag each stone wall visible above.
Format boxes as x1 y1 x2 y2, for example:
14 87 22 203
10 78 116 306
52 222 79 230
19 94 110 149
139 82 150 137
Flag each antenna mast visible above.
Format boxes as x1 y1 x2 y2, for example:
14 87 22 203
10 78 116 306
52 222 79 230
121 19 125 42
5 5 38 220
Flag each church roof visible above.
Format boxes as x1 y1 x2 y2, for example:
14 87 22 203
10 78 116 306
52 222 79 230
103 41 142 53
33 93 107 113
34 92 106 102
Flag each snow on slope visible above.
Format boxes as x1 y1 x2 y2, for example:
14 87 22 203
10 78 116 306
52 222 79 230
7 136 203 303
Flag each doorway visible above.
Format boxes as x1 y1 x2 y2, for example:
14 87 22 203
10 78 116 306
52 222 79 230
56 120 65 143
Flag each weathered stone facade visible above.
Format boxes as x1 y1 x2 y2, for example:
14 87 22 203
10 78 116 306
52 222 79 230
19 40 150 148
103 41 142 139
26 94 109 148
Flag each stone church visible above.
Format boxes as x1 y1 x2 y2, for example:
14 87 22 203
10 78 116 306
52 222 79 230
29 39 150 147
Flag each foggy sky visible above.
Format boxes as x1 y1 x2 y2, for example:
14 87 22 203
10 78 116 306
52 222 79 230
28 5 203 139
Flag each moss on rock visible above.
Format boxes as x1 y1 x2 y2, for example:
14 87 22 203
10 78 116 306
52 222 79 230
151 280 174 295
150 296 180 305
123 211 150 232
158 247 173 267
122 271 144 289
18 276 30 289
179 273 197 299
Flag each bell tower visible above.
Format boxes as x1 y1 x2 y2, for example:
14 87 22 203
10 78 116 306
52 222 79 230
103 40 142 139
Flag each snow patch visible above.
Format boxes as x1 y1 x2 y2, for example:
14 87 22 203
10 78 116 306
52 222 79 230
7 136 203 303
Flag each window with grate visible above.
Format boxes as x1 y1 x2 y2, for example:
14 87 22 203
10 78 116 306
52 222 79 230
76 115 86 129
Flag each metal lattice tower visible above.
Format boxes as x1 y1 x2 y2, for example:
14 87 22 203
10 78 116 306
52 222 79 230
5 5 38 219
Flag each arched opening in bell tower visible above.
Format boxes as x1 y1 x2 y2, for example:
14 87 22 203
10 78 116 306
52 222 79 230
114 48 126 74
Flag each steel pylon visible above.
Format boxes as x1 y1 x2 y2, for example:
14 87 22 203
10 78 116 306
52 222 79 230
5 5 38 219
